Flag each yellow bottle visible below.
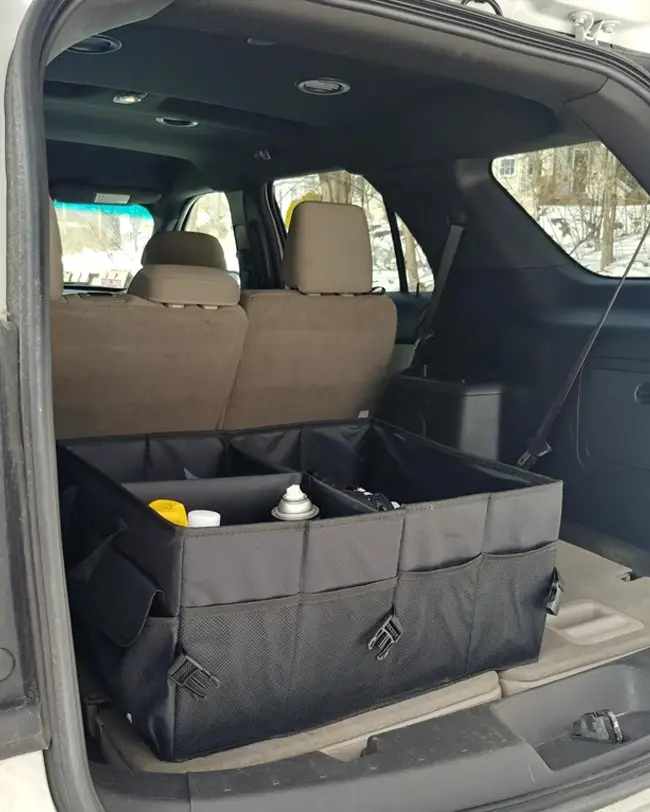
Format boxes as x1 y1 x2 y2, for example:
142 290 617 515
149 499 188 527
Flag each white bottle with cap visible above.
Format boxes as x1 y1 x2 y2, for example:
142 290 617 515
272 484 319 521
187 509 222 528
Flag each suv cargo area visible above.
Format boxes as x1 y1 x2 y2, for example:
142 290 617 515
24 0 650 809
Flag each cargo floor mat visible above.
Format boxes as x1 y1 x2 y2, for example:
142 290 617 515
95 672 502 773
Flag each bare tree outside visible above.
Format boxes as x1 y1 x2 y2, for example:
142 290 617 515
600 148 620 272
403 228 420 290
495 142 650 277
319 170 353 204
184 192 240 277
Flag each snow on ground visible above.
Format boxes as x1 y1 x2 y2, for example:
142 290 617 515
537 205 650 277
579 234 650 278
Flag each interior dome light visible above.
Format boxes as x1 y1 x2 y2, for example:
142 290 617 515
68 35 123 55
113 91 147 105
156 117 199 128
296 78 351 96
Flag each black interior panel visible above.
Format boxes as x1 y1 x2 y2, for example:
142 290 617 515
389 292 429 344
580 359 650 470
423 153 650 554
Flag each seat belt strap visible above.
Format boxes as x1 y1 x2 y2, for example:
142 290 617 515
415 213 466 349
518 219 650 470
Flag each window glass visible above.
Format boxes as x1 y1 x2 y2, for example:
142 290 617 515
274 171 433 292
54 201 153 289
494 144 650 277
185 192 239 275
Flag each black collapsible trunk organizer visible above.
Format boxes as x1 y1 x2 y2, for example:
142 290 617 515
58 419 563 762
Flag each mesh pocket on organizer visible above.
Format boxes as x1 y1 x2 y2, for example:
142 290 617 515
391 557 480 695
174 596 299 760
285 580 396 731
467 543 556 674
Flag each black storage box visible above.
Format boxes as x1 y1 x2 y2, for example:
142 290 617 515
58 420 562 762
376 374 503 459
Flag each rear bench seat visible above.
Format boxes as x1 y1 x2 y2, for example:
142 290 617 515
50 209 247 437
52 205 397 434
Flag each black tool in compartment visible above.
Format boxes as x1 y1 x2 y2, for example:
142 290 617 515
573 710 624 744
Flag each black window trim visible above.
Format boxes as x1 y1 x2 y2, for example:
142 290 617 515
384 200 409 293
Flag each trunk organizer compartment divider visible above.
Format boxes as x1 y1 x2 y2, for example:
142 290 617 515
58 419 563 762
123 474 377 525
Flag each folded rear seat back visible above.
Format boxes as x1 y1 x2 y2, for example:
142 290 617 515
59 419 563 762
50 213 247 438
222 201 397 429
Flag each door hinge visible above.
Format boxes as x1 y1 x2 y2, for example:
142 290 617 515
570 11 619 47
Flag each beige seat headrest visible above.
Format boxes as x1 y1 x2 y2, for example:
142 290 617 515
128 265 240 307
50 202 64 300
282 201 373 295
142 231 228 270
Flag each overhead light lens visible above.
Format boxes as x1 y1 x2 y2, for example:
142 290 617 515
156 117 198 128
68 34 123 55
113 91 147 105
296 78 351 96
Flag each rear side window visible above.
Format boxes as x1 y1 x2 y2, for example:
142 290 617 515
273 171 433 292
54 201 153 289
185 191 239 274
493 143 650 277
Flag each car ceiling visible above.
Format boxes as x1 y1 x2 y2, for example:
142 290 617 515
44 0 585 199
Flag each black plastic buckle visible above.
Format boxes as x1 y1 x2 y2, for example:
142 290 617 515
168 654 220 700
371 492 395 512
368 613 403 661
546 568 564 616
517 440 552 470
82 691 111 739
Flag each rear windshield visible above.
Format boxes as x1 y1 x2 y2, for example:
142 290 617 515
54 201 154 289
